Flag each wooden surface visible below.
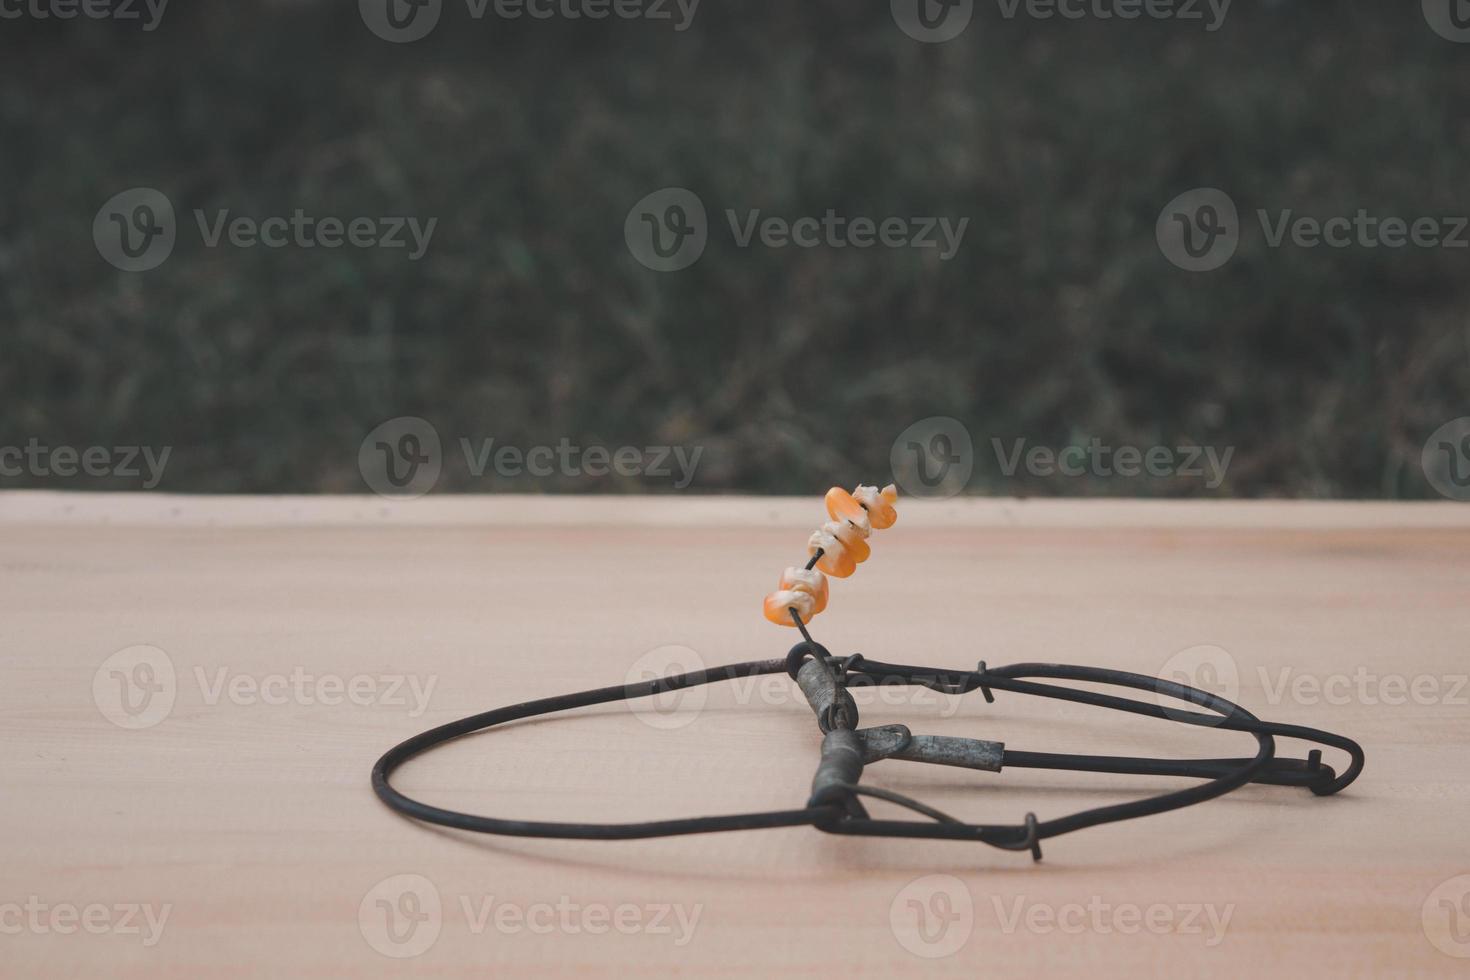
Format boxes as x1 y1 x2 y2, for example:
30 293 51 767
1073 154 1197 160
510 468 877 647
3 492 1468 977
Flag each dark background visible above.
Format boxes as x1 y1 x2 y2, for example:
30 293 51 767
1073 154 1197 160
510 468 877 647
2 1 1467 496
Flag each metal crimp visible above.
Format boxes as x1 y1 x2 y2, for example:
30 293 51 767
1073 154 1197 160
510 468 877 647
850 723 1004 772
887 734 1004 772
796 656 859 733
808 728 868 819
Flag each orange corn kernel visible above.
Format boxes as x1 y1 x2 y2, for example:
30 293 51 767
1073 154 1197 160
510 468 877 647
823 520 870 564
824 487 871 534
764 588 817 626
807 529 856 578
853 483 898 529
779 566 828 614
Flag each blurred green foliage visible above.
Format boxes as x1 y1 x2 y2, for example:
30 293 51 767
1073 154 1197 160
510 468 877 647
0 2 1466 495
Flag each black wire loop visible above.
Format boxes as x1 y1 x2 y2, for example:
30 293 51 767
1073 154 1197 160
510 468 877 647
373 639 1364 861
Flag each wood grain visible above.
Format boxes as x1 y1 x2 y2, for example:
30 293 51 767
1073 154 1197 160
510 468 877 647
2 492 1467 977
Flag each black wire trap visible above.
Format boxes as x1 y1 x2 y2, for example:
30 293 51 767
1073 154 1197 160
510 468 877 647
373 484 1364 861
